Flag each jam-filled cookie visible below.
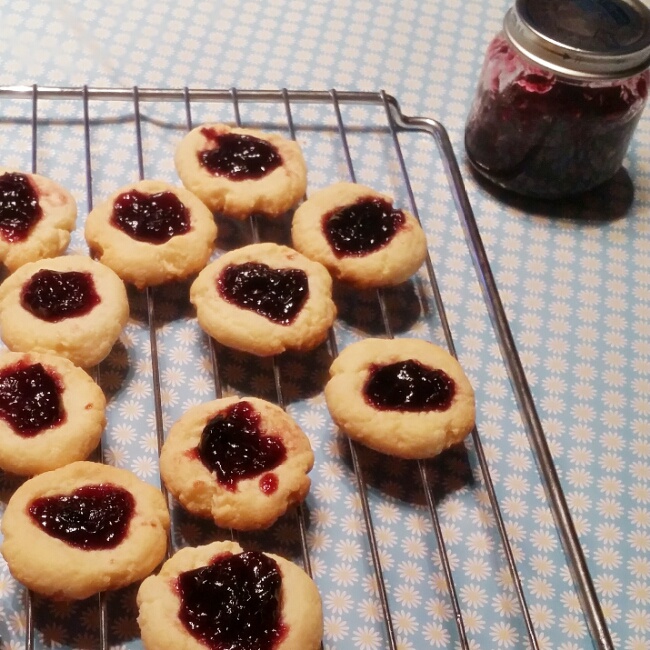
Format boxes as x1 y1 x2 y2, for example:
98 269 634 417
190 243 336 356
1 461 170 600
160 396 314 531
325 338 475 459
291 182 428 287
174 123 307 219
0 168 77 272
137 540 323 650
0 351 106 476
0 255 129 368
85 180 217 289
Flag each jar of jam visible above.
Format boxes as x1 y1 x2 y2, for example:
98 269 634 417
464 0 650 199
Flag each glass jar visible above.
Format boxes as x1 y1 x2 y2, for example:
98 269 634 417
464 0 650 199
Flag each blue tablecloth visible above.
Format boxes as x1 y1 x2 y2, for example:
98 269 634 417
0 1 647 649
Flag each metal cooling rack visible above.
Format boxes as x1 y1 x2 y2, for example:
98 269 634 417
0 85 613 650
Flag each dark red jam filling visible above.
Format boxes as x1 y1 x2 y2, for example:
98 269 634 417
259 473 279 495
364 359 455 412
177 550 286 650
198 401 286 491
0 361 64 436
465 36 650 197
199 128 282 181
0 172 43 243
217 262 309 325
111 189 190 244
20 269 101 323
28 484 135 550
323 196 405 257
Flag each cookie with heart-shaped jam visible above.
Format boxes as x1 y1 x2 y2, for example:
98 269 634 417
1 461 170 600
174 123 307 220
85 180 217 289
190 242 336 356
325 337 475 459
160 396 314 530
137 541 323 650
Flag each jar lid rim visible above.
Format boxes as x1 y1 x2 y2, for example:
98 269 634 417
505 0 650 79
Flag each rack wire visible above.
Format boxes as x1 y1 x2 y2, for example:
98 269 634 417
0 85 614 650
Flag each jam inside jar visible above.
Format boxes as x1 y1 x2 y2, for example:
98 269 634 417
464 0 650 199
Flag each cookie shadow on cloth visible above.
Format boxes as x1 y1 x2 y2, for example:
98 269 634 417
170 496 308 563
335 434 473 506
97 338 130 401
213 341 332 405
216 212 293 250
333 280 422 336
30 582 140 649
466 162 634 223
125 280 195 326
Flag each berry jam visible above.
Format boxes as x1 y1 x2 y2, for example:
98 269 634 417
28 484 135 550
198 401 286 491
199 128 282 181
364 360 456 412
259 473 279 495
465 35 650 198
0 361 63 436
111 189 190 244
0 172 42 243
177 550 286 650
323 196 405 257
218 262 309 325
21 269 101 322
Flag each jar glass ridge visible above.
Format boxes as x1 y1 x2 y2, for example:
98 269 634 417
464 1 650 199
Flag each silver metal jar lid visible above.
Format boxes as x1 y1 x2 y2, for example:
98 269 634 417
504 0 650 79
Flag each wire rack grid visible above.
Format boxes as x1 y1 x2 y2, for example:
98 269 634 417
0 85 613 650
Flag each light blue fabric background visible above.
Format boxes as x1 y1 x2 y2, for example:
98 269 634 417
0 1 648 649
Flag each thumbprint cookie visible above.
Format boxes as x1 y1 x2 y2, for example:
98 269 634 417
292 182 427 287
1 461 170 600
175 123 307 219
0 169 76 272
85 179 217 288
190 243 336 356
160 396 314 531
325 337 475 459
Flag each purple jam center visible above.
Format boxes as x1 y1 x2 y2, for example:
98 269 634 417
323 196 406 257
0 361 64 436
217 262 309 325
0 172 43 243
177 550 286 650
197 401 287 491
28 484 135 550
464 36 650 197
199 128 282 181
20 269 101 323
364 359 456 412
111 189 190 244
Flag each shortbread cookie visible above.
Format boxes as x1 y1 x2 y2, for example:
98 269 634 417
190 243 336 356
137 541 323 650
85 179 217 289
0 255 129 368
292 182 428 287
160 396 314 531
1 461 170 600
0 168 76 272
175 123 307 219
325 338 475 459
0 351 106 476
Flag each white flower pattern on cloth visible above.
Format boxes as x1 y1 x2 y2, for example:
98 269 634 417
0 0 646 647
